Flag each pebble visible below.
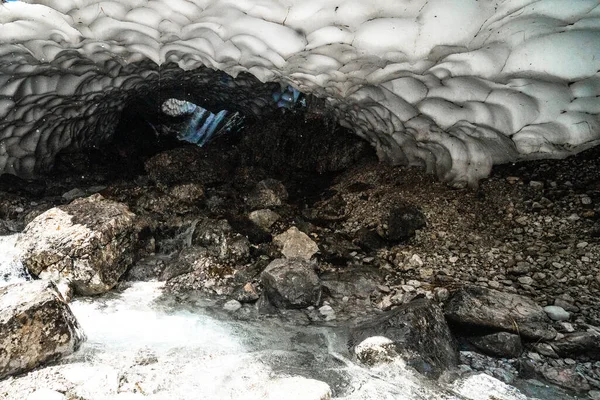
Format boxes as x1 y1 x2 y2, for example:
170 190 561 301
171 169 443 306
543 306 570 321
581 196 593 205
223 299 242 312
518 276 534 285
529 181 544 189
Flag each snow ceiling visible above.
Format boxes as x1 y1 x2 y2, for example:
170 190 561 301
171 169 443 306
0 0 599 186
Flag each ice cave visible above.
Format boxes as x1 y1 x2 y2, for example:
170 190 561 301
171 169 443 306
0 1 600 400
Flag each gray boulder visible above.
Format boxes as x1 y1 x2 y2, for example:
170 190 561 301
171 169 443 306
444 285 557 341
0 280 85 379
16 194 139 295
349 298 458 378
261 258 322 309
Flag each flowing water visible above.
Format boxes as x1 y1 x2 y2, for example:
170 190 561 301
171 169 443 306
0 235 561 400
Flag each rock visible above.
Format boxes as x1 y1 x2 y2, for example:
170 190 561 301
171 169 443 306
529 181 544 189
553 298 579 313
379 205 427 242
467 332 523 358
533 343 559 358
349 298 458 378
16 194 139 295
550 331 600 360
248 209 280 230
444 285 557 341
260 258 322 309
27 389 66 400
191 218 232 250
589 390 600 400
233 282 260 303
263 376 332 400
246 179 288 210
540 365 591 392
0 280 85 379
223 299 242 312
62 188 86 202
318 304 336 321
273 227 319 261
168 183 205 204
354 228 386 251
543 306 570 321
451 373 528 400
319 233 360 264
354 336 398 366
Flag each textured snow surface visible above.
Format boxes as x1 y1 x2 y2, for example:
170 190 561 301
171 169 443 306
0 0 599 185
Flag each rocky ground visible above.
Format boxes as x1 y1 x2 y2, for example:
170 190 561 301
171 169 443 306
1 112 600 399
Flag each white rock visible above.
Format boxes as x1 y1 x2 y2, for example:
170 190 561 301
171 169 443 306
543 305 570 321
273 227 319 261
223 299 242 312
452 373 528 400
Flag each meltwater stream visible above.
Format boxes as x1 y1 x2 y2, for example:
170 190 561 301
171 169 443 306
0 235 547 400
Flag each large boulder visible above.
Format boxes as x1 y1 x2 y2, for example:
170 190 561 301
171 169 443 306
444 285 557 342
349 298 458 379
0 280 85 379
260 258 322 309
16 194 139 295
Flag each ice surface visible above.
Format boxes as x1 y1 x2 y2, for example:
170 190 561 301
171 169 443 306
0 0 599 185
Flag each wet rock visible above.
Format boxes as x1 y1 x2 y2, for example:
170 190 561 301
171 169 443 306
354 336 398 366
318 304 336 321
248 209 280 230
0 280 85 379
444 285 557 341
540 365 591 392
467 332 523 358
349 298 458 379
233 282 260 303
543 306 570 321
273 227 319 261
550 331 600 360
160 248 206 281
191 218 232 249
62 188 85 202
451 373 529 400
379 205 427 242
263 376 332 400
246 179 288 210
260 258 322 309
223 299 242 312
16 194 139 295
